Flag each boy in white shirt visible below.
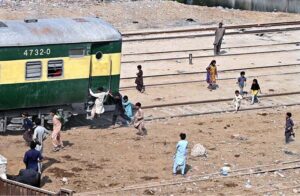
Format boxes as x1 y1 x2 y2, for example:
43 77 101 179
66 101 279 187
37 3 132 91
233 90 243 112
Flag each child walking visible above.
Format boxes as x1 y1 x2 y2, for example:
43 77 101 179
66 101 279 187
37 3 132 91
233 90 243 112
237 71 246 95
250 79 261 104
133 102 147 136
285 112 295 144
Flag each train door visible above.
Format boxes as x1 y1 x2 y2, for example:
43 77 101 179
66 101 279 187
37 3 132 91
88 44 113 91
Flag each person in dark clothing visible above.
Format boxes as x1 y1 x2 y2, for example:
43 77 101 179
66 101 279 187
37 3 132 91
22 112 34 145
250 79 261 104
135 65 145 93
23 141 43 172
14 169 41 187
213 22 226 55
111 92 132 128
285 112 295 144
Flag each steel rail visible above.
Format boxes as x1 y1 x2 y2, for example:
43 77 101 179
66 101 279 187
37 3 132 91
123 26 300 42
120 70 300 90
142 91 300 110
122 48 300 63
121 63 300 80
79 160 300 195
122 41 300 56
122 21 300 36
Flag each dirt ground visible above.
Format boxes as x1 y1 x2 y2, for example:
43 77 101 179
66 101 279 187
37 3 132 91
0 0 300 31
1 0 300 195
0 106 299 195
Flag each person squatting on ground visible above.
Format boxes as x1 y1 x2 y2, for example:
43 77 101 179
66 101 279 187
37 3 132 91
32 118 50 173
89 87 109 119
250 79 261 105
50 109 64 152
233 90 243 112
285 112 295 144
213 22 226 55
135 65 145 93
134 102 147 136
122 95 134 124
173 133 188 176
206 60 218 90
111 92 132 128
237 71 247 95
22 112 34 145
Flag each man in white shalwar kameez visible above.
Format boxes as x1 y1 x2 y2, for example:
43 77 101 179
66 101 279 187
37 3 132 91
89 87 109 119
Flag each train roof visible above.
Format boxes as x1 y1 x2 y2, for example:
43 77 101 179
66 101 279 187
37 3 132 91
0 17 122 47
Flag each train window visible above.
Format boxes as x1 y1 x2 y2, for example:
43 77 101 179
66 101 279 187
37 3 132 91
48 60 63 78
25 61 42 80
69 49 85 58
95 51 103 60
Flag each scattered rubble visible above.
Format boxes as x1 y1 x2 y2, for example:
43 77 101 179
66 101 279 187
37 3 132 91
191 144 207 157
231 134 248 141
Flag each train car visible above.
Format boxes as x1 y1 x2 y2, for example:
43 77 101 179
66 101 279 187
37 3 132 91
0 17 122 131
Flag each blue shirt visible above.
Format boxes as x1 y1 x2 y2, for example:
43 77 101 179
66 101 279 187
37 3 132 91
122 100 133 118
23 149 43 172
23 118 33 131
238 76 247 87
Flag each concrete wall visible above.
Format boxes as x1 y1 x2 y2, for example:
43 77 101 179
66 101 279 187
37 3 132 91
188 0 300 13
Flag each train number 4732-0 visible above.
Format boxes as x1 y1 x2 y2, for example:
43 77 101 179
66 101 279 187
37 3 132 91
23 48 51 57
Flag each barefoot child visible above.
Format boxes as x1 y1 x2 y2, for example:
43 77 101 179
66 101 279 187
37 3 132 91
233 90 243 112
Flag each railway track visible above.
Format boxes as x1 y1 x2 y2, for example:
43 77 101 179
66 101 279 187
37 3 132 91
123 25 300 42
122 21 300 37
120 65 300 90
122 47 300 64
141 91 300 121
122 41 300 56
78 159 300 195
120 63 300 80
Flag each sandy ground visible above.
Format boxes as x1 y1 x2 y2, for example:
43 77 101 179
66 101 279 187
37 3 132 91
0 106 299 195
0 0 300 31
0 0 300 195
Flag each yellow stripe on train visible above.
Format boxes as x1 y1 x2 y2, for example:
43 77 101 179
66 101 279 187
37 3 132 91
0 53 121 84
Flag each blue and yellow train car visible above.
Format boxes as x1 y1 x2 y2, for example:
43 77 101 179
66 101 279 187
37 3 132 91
0 17 121 113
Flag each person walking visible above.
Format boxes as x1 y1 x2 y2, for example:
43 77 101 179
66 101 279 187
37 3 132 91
122 95 134 124
233 90 243 112
32 118 50 173
50 109 64 152
135 65 145 93
22 112 34 145
285 112 295 144
111 92 132 128
173 133 188 176
206 60 218 90
250 79 261 105
89 87 109 119
133 102 147 136
237 71 247 95
213 22 226 55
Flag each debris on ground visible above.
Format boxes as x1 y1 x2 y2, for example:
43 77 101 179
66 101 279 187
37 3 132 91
283 150 297 155
220 163 231 176
244 179 252 189
274 171 285 178
143 189 155 195
61 177 68 184
191 144 207 157
231 134 248 141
